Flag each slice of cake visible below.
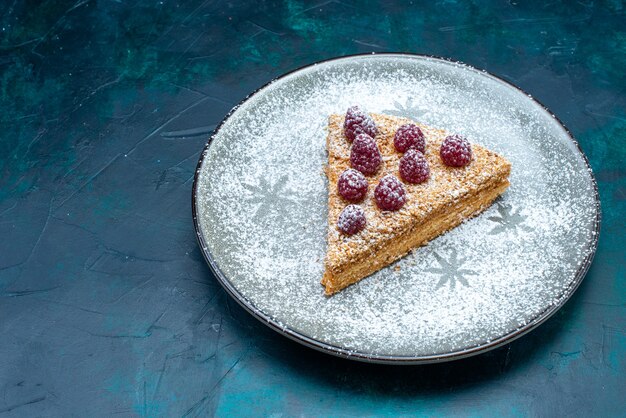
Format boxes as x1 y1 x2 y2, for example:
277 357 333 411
322 107 511 295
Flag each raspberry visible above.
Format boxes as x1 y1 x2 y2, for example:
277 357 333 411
337 205 366 235
337 169 368 202
350 134 382 175
399 149 430 184
440 134 472 167
394 124 425 153
374 175 406 211
343 106 378 142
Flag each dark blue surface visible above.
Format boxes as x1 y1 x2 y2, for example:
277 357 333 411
1 1 624 416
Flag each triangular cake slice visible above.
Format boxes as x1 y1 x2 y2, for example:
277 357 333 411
323 113 511 295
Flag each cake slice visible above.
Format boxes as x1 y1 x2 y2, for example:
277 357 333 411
323 112 511 295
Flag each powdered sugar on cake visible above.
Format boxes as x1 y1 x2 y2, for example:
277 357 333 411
195 57 598 357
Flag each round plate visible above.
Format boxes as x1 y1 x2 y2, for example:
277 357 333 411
192 54 600 364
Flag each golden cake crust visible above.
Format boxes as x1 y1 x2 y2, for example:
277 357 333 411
323 113 512 295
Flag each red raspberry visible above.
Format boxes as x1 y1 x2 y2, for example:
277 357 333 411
337 205 366 235
440 134 472 167
374 175 406 211
337 169 368 202
350 133 382 175
343 106 378 142
399 149 430 184
394 124 425 153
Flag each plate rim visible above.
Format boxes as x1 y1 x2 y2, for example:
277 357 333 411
191 53 601 364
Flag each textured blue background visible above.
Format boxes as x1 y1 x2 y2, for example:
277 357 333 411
1 1 625 416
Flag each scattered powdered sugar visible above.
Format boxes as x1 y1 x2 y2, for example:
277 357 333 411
195 56 598 358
